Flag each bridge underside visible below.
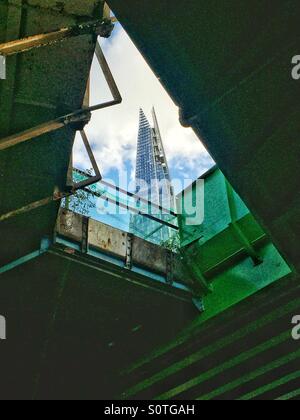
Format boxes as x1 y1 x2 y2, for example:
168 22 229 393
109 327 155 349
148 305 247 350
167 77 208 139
109 0 300 274
1 0 300 401
0 224 197 399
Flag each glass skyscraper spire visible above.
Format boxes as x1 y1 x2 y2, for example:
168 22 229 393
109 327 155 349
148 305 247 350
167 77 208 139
131 108 174 243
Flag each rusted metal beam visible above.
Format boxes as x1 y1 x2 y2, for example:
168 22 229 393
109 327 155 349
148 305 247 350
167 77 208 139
0 196 55 223
0 20 114 57
0 111 90 151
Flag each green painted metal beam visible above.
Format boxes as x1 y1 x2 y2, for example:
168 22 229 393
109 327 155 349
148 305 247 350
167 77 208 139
238 370 300 400
121 297 300 399
198 349 300 401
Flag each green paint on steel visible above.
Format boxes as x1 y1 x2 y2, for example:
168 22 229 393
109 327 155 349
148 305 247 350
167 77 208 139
198 349 300 401
122 297 300 398
155 331 291 400
238 370 300 400
276 388 300 401
178 168 291 322
198 243 291 325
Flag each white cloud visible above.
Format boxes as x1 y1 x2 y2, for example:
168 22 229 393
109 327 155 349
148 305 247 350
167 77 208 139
73 25 214 181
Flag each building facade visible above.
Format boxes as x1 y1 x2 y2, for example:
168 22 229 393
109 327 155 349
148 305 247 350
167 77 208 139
131 108 174 243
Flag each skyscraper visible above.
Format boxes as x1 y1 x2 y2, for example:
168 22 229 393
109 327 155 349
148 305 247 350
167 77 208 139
131 108 174 243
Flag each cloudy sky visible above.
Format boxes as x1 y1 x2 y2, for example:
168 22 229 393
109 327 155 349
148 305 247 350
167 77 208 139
73 23 214 190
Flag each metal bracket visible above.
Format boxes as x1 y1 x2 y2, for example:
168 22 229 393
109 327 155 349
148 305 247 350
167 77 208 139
125 234 133 270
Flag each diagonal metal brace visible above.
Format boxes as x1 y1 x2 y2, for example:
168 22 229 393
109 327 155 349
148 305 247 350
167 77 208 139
71 130 102 191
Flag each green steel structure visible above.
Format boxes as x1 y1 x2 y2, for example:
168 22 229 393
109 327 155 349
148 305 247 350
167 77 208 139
0 0 300 400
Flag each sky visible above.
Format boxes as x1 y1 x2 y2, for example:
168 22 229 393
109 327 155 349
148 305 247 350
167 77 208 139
73 23 214 191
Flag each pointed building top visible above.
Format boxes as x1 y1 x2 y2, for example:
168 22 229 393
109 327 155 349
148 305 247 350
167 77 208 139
139 108 146 118
139 108 150 127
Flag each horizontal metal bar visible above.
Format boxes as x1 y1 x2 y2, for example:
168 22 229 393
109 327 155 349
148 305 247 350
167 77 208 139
74 168 178 217
0 111 90 152
0 196 54 223
0 20 112 57
83 186 179 230
0 177 99 224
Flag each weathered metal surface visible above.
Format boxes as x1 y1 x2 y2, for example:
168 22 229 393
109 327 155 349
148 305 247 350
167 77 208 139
132 236 167 276
56 208 191 288
57 205 83 243
89 217 127 259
